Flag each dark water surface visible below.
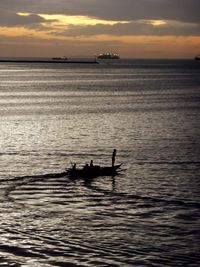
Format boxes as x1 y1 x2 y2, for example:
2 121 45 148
0 59 200 266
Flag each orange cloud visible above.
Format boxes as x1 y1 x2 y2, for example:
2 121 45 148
0 25 200 58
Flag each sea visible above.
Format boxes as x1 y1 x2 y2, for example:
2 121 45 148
0 59 200 267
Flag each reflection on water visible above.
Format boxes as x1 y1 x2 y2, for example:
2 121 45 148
0 60 200 266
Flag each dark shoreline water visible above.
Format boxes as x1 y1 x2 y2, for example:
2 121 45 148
0 59 200 266
0 59 98 64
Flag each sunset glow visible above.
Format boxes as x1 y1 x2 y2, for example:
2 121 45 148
18 12 129 28
149 20 167 26
0 1 199 58
39 14 129 26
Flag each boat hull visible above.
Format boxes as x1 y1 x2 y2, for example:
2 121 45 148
66 164 122 179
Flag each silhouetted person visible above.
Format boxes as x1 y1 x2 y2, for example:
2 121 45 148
72 163 76 170
90 160 93 168
112 149 117 167
83 163 89 170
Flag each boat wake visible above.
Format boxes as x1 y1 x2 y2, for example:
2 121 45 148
2 171 69 204
1 170 199 210
0 171 199 267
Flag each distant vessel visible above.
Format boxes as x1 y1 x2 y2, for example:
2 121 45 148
97 53 120 59
52 56 68 60
194 55 200 60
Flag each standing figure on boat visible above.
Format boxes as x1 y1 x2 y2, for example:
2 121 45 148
90 160 93 168
112 149 117 167
72 163 76 170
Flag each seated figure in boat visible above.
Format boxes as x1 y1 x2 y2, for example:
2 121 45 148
83 163 89 170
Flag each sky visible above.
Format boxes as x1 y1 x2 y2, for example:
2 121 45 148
0 0 200 58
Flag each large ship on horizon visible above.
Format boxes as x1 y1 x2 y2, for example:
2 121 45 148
97 53 120 59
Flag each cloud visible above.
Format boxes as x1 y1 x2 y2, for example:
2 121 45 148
62 20 200 37
0 0 199 37
1 33 200 59
0 0 199 58
0 0 200 23
0 1 199 38
0 9 46 27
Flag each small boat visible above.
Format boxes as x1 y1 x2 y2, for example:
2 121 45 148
52 56 68 60
97 53 120 59
66 164 123 179
194 55 200 60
